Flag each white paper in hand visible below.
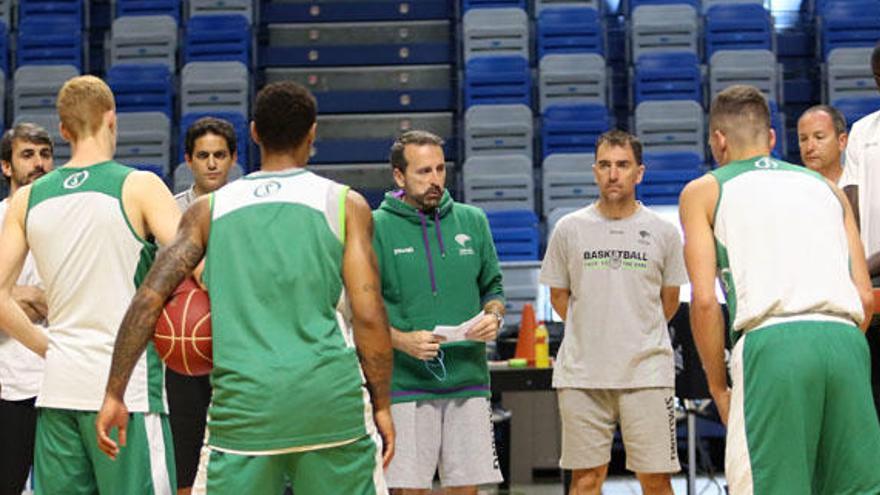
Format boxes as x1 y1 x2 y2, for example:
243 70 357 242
432 313 484 343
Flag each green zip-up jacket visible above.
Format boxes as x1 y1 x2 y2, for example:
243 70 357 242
373 190 504 403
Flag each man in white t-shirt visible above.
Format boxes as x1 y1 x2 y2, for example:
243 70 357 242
840 42 880 275
0 123 53 494
540 130 687 495
838 41 880 418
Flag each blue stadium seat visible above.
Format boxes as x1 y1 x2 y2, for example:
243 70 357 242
536 7 604 59
260 0 452 23
463 0 527 10
633 52 701 105
180 112 249 169
486 210 540 261
107 65 174 117
638 151 702 205
19 0 83 24
815 0 880 15
541 104 610 158
115 0 182 22
16 17 83 70
834 97 880 129
184 15 251 66
628 0 699 13
464 56 531 108
819 1 880 59
704 4 773 59
638 169 701 204
644 151 703 170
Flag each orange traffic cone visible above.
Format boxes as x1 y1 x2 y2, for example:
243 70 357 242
514 303 537 366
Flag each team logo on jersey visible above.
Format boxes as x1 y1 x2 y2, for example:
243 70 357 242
455 233 475 255
755 157 779 169
253 180 281 198
63 170 89 190
638 230 653 245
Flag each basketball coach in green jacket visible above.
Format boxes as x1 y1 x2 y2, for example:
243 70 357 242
372 130 506 495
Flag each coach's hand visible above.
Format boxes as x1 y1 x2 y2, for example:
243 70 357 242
96 394 130 460
374 406 395 468
466 313 500 342
394 330 445 360
712 387 731 426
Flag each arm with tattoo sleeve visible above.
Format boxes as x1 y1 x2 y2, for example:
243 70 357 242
96 197 210 459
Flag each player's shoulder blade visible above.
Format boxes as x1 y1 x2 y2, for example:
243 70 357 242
28 161 130 210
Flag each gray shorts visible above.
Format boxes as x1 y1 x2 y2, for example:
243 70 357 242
558 387 680 473
385 397 504 489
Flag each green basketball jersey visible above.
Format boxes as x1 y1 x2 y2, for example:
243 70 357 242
204 168 372 453
26 161 163 413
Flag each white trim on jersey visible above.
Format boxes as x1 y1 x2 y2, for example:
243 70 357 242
370 431 389 495
145 413 174 495
213 171 327 221
725 339 753 495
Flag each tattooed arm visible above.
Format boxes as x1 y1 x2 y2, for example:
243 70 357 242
343 190 395 467
96 196 210 459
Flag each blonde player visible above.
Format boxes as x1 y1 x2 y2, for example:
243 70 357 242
0 76 181 494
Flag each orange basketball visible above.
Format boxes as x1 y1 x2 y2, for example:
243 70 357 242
154 277 212 376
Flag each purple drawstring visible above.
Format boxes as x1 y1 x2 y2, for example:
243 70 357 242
418 211 439 294
434 210 446 257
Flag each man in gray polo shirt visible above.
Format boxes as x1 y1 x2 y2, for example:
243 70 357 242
169 116 239 495
540 130 686 495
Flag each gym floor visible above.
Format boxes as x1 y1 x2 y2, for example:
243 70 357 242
485 475 728 494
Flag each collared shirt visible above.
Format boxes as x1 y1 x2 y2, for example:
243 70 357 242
174 186 197 212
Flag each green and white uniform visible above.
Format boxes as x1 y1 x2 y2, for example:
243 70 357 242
26 161 174 494
712 156 880 494
195 168 385 495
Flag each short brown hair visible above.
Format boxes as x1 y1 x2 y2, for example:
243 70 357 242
709 85 771 146
184 117 237 157
56 75 115 142
595 129 643 165
799 104 847 136
1 123 53 164
253 82 316 153
389 130 445 172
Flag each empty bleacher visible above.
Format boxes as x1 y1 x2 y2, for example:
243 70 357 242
0 0 874 263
